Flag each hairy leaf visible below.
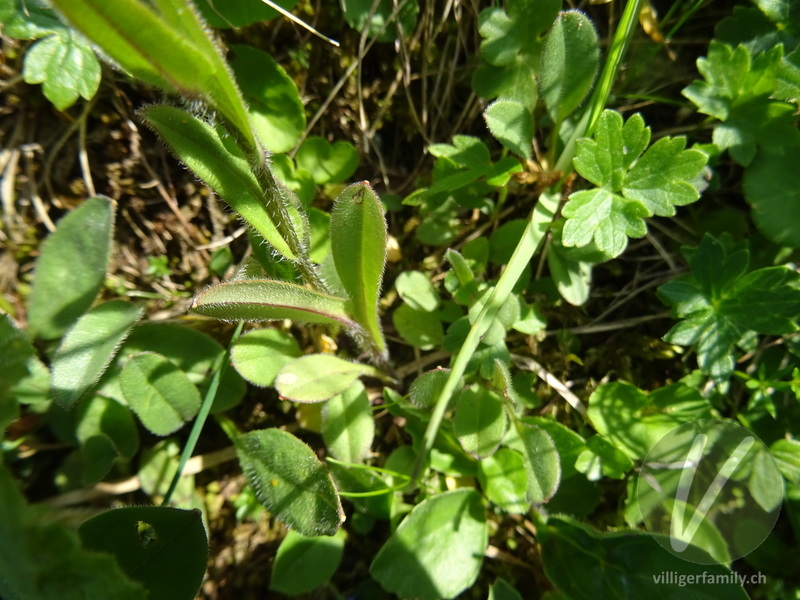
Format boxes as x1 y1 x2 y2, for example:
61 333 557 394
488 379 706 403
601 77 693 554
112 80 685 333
236 428 343 536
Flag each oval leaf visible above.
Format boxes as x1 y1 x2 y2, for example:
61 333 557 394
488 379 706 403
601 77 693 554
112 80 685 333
540 10 600 123
330 182 388 356
321 380 375 463
52 301 143 408
230 328 302 387
229 44 305 153
235 428 343 536
120 352 201 436
370 488 487 600
454 386 507 459
516 421 561 503
539 516 749 600
484 100 533 159
28 196 114 340
270 529 345 595
275 354 383 403
190 279 355 327
78 506 208 600
139 105 294 259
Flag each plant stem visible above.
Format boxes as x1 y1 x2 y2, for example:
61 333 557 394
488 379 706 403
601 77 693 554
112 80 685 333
411 0 646 484
161 321 244 506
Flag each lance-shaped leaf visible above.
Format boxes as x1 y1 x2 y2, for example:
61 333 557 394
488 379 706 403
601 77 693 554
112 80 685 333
190 279 355 327
330 182 388 357
51 0 254 148
235 428 343 536
276 354 386 403
139 105 294 260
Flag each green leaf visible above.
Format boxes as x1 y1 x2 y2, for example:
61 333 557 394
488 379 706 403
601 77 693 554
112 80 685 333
22 28 101 110
489 578 524 600
453 386 507 459
476 448 529 514
342 0 419 42
27 196 114 340
743 151 800 248
658 234 800 379
80 433 118 485
139 105 294 260
52 0 254 148
514 422 560 503
575 435 634 481
330 182 388 356
296 137 359 185
539 516 749 600
109 323 245 413
409 368 451 409
0 314 35 417
483 100 533 159
120 352 201 436
539 10 599 123
563 111 707 258
370 489 487 600
395 270 440 312
235 428 343 536
52 301 143 408
230 328 302 387
587 381 712 460
229 44 305 153
2 0 63 37
321 380 374 464
683 42 800 165
547 243 592 306
189 278 355 327
427 136 522 197
193 0 297 28
76 395 139 459
270 529 345 595
472 0 560 111
79 506 208 600
0 465 147 600
392 303 444 350
275 354 384 403
771 439 800 485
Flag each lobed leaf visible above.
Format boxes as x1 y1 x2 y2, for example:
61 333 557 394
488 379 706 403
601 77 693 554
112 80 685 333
563 110 706 258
